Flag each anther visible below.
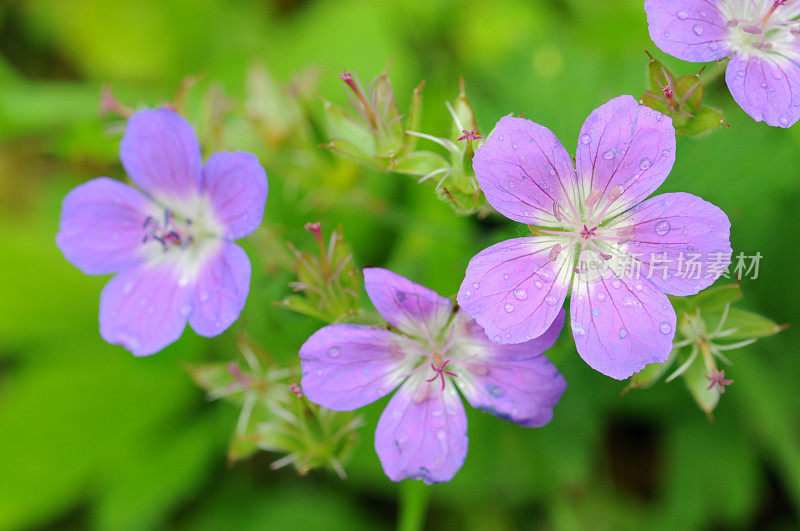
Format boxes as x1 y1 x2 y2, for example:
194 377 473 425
549 243 562 261
585 189 602 207
608 186 623 201
742 25 762 34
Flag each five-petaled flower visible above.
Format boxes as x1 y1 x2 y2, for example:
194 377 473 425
56 108 268 356
457 95 731 380
645 0 800 127
299 268 566 484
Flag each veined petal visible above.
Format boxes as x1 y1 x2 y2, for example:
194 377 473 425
570 271 676 380
201 151 268 240
725 51 800 127
473 116 579 226
457 237 574 345
99 262 191 356
375 373 468 484
575 95 676 220
300 324 414 411
119 109 202 202
56 177 150 275
363 268 453 339
452 309 567 427
645 0 733 62
188 242 251 337
609 192 732 296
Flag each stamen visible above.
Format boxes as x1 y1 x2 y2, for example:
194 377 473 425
585 189 602 207
742 25 762 34
549 243 562 261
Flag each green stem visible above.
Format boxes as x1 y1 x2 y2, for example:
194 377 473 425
397 481 430 531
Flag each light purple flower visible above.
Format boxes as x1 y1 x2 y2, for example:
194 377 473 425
299 268 566 484
645 0 800 127
457 95 731 380
56 108 268 356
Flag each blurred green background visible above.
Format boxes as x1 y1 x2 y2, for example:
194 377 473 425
1 0 799 529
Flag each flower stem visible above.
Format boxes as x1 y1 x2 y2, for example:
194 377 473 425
397 481 430 531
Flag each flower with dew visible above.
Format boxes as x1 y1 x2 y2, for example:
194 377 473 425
645 0 800 127
299 268 566 484
456 95 732 380
56 108 268 356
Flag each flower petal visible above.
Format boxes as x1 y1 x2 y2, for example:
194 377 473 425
56 177 150 275
452 309 567 427
725 51 800 128
201 151 268 239
300 324 415 411
363 268 453 339
375 373 468 484
119 108 202 202
188 242 251 337
570 271 676 380
575 95 676 220
644 0 733 62
457 237 574 344
99 262 191 356
609 192 732 296
473 116 579 225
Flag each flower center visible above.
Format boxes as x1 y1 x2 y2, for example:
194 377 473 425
725 0 800 52
143 209 194 252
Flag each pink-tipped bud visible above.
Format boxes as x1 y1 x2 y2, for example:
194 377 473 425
549 243 562 261
585 189 602 207
608 186 623 201
289 382 304 398
99 85 133 118
338 69 352 82
304 222 323 242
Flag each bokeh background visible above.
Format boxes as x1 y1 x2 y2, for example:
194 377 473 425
1 0 799 529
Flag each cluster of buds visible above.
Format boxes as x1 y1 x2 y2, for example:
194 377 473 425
323 67 489 215
186 334 363 477
625 283 786 418
278 222 362 323
640 51 729 136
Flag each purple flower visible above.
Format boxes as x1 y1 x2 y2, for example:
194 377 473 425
56 109 268 356
299 268 566 484
457 95 732 380
645 0 800 127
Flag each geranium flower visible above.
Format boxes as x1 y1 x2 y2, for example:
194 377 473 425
645 0 800 127
56 109 268 355
457 95 731 380
299 268 566 484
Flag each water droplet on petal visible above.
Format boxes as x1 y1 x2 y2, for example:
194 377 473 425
597 293 607 302
655 220 671 235
580 133 592 145
493 335 501 343
512 143 518 150
611 279 622 289
498 135 504 142
534 280 543 289
327 347 341 358
619 328 628 339
513 289 528 300
659 322 673 334
503 273 510 281
504 303 515 313
639 158 651 169
487 384 504 398
603 149 615 160
592 309 599 316
780 116 790 126
473 282 479 289
545 295 557 305
676 10 688 19
693 24 703 36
